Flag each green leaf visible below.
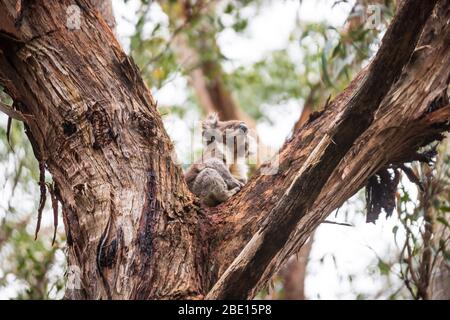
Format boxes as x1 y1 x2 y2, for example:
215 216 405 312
224 3 234 14
377 259 391 275
332 42 342 58
321 50 334 87
232 19 248 32
392 225 399 244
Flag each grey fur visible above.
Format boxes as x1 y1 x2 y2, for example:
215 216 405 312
192 159 244 206
185 114 252 207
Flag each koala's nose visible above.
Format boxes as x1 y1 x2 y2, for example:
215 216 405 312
239 123 248 133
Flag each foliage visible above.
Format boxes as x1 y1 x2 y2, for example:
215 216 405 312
129 0 395 123
0 223 65 299
0 91 65 299
394 145 450 299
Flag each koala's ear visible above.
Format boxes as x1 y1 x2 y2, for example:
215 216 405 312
202 113 218 131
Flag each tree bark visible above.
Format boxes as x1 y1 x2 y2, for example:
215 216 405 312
0 0 207 300
206 0 446 299
89 0 115 32
287 0 380 297
430 219 450 299
0 0 448 300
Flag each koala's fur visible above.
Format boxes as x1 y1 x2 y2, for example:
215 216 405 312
185 113 255 207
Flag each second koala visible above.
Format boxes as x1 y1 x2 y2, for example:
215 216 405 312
185 113 255 207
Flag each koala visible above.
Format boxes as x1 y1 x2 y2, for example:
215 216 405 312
185 113 255 207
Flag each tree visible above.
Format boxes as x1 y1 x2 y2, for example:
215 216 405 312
132 0 396 299
394 144 450 299
0 0 448 299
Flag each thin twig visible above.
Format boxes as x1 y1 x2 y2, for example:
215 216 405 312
322 220 353 227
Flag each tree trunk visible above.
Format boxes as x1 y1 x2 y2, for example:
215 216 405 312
430 143 450 300
0 0 448 300
429 222 450 299
0 0 207 299
279 238 313 300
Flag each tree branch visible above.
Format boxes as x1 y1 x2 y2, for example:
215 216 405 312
0 101 26 121
206 0 440 299
0 0 204 299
